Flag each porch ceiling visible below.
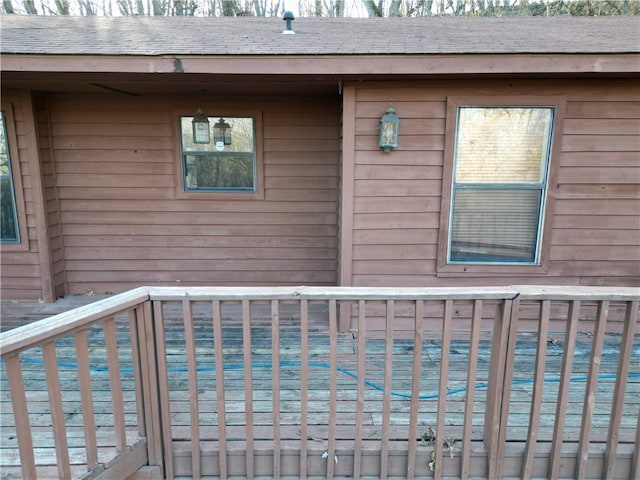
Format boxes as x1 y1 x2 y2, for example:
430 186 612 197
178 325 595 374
0 71 344 96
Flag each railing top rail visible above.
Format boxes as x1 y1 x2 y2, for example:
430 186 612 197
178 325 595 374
514 285 640 301
2 285 637 358
0 287 149 357
145 285 520 301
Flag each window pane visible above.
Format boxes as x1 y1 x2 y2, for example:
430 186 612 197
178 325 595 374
450 189 542 263
0 112 19 243
185 154 254 189
180 116 256 192
181 117 254 153
455 107 553 183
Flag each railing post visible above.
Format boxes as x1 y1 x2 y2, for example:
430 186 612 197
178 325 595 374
483 296 518 479
133 300 165 479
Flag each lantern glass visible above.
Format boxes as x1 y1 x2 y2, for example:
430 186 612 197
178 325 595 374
214 118 232 146
378 107 399 153
192 109 210 144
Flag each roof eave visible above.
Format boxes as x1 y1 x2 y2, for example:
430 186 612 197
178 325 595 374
1 52 639 76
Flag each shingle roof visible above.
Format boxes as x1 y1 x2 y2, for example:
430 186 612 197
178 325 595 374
1 14 638 56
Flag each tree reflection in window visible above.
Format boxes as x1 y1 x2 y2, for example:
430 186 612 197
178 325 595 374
0 111 19 243
180 116 256 191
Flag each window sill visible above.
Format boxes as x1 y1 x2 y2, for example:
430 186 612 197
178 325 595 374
436 263 548 277
1 240 29 252
175 188 264 201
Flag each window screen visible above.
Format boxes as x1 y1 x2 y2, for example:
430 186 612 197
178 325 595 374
448 107 554 264
180 116 256 192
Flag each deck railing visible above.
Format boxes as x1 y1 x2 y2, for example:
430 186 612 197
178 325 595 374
0 286 638 479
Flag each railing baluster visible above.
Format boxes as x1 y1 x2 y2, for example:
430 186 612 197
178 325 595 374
434 300 453 480
153 300 174 479
380 300 394 479
326 299 338 479
183 300 201 479
299 298 309 479
548 300 581 479
406 300 424 479
242 299 255 479
104 317 127 452
521 300 551 480
4 354 36 479
128 308 145 439
461 299 482 480
271 300 281 479
604 300 638 478
575 300 609 479
212 300 228 478
353 300 366 478
42 340 71 480
74 329 98 469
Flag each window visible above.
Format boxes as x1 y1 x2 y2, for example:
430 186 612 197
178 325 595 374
445 105 555 265
179 116 257 192
0 111 19 243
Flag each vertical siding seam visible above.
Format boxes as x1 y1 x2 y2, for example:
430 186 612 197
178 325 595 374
22 91 55 302
43 95 68 297
339 85 356 287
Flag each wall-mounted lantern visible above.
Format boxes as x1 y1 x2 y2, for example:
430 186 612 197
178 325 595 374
378 107 399 153
192 108 210 144
213 117 232 151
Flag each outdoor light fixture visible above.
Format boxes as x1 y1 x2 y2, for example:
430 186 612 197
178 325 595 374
213 117 232 151
192 108 210 144
378 107 399 153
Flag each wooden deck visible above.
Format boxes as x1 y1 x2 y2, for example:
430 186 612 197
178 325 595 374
1 288 638 479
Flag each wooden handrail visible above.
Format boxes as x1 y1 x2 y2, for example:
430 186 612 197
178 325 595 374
0 287 149 356
145 285 520 301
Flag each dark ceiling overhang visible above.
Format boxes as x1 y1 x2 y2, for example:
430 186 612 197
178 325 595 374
2 53 638 96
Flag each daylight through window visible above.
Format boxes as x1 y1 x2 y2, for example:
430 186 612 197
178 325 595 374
448 106 554 264
0 111 19 243
180 116 256 192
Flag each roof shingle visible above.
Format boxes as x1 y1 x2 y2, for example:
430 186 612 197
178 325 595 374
1 15 638 56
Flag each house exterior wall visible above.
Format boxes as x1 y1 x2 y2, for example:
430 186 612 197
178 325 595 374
0 91 53 301
37 93 340 296
34 94 67 298
346 78 640 288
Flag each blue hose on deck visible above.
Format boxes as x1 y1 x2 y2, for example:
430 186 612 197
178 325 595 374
13 357 640 400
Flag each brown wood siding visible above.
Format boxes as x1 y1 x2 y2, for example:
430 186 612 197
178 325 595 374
0 92 49 300
46 94 340 295
350 79 640 287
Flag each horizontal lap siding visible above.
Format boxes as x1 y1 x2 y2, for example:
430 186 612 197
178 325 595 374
0 93 44 300
351 80 640 287
553 93 640 285
49 95 339 294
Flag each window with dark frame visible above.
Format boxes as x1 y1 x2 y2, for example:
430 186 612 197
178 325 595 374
0 111 20 243
447 106 554 264
179 116 257 192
